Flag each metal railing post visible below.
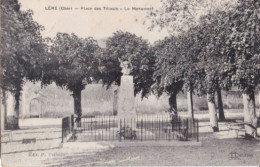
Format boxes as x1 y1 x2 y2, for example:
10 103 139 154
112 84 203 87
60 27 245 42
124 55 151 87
186 118 189 140
141 119 143 141
197 119 199 142
119 119 122 142
61 119 63 143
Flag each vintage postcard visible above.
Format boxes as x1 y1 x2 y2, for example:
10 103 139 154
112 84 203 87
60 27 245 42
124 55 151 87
1 0 260 166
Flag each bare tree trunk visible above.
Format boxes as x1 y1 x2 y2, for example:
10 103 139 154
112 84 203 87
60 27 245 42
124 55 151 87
6 91 20 130
217 88 225 121
73 89 82 127
187 86 194 118
113 89 118 116
14 91 20 128
169 93 177 115
207 93 219 132
242 93 257 138
73 89 82 117
1 90 7 130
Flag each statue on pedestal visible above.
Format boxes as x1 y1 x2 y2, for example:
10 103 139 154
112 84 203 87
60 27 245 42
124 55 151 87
117 56 136 131
118 57 132 75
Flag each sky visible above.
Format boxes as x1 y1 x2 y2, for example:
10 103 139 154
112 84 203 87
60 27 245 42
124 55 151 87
19 0 170 45
18 0 235 46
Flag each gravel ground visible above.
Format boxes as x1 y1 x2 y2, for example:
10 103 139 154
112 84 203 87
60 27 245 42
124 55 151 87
41 133 260 166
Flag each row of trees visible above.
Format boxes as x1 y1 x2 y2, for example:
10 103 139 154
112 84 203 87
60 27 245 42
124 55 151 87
149 0 260 137
1 0 259 138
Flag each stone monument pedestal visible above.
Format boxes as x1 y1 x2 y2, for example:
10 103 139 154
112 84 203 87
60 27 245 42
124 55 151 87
117 75 136 129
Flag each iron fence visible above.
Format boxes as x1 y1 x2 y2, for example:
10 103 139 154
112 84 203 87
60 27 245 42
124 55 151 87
70 114 199 142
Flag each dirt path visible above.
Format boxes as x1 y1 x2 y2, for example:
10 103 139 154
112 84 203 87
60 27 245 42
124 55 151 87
42 134 259 166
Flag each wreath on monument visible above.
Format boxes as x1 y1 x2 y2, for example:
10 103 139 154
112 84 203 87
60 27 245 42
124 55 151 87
116 126 137 140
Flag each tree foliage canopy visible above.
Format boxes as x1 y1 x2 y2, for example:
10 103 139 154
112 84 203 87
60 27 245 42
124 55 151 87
101 31 155 98
149 0 260 103
45 33 102 92
1 0 45 94
227 0 260 95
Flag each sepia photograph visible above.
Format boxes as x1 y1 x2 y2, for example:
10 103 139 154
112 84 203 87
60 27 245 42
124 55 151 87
1 0 260 166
